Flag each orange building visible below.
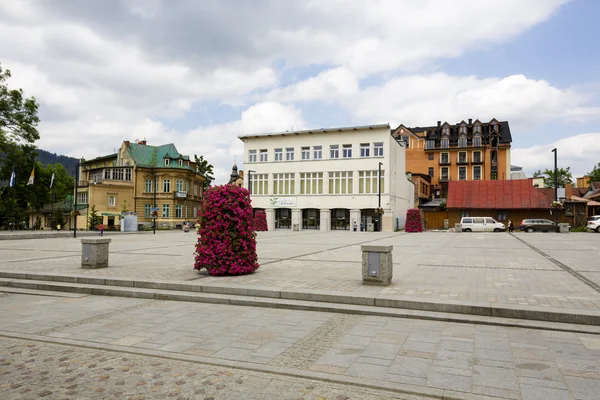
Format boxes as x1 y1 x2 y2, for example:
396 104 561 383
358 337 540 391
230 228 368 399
392 118 512 198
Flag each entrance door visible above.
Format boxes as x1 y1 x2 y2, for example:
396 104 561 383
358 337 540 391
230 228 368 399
361 209 381 232
275 208 291 229
331 209 350 230
302 209 320 230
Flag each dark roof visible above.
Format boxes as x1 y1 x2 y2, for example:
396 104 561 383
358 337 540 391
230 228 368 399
447 179 551 209
398 119 512 145
421 198 446 208
409 173 432 183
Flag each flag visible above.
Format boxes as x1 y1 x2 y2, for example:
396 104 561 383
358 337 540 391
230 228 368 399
9 168 15 187
50 173 55 188
27 168 35 185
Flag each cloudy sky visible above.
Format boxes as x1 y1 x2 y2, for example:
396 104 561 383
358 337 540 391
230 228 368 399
2 0 600 183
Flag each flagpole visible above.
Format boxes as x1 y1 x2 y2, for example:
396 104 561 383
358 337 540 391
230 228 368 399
51 167 54 231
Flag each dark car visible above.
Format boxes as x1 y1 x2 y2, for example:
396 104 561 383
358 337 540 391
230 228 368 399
518 219 559 233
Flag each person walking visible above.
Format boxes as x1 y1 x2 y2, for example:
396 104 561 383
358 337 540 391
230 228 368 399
57 224 61 232
508 220 514 233
99 223 104 237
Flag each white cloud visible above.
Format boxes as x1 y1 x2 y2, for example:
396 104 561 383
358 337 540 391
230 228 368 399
512 133 600 179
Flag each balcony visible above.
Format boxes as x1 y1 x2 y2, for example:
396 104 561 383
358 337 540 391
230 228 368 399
439 176 451 182
439 158 451 166
471 156 484 165
77 180 89 187
456 157 469 165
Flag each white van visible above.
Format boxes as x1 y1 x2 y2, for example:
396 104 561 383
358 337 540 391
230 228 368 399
460 217 505 232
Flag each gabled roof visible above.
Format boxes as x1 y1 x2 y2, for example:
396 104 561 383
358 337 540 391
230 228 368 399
127 143 194 170
447 179 552 209
399 120 512 144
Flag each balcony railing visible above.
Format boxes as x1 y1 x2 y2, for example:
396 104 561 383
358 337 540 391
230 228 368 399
439 158 451 166
456 157 469 165
77 180 89 187
439 176 451 182
471 156 484 164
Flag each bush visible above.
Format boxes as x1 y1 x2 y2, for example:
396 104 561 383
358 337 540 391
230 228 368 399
194 185 259 275
253 210 268 231
571 226 588 232
405 208 423 233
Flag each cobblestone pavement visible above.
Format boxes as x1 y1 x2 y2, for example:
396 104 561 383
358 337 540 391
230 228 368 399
1 230 600 310
2 293 600 399
0 337 428 400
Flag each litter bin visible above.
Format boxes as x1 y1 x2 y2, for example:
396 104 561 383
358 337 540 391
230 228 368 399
292 224 299 231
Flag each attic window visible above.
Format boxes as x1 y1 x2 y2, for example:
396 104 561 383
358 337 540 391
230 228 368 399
179 159 183 167
442 127 450 136
459 126 467 134
165 159 170 166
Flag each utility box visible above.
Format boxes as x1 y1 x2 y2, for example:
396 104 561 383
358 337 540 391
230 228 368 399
292 224 299 231
361 245 393 286
367 223 375 232
455 223 462 232
558 223 570 233
81 238 111 269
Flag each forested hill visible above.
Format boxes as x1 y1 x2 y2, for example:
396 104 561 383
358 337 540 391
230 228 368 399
36 149 79 176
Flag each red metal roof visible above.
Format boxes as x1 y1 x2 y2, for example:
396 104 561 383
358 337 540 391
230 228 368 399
447 179 552 209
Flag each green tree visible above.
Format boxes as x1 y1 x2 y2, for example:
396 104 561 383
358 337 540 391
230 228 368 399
587 162 600 184
0 142 37 228
532 167 573 188
88 205 101 230
0 63 40 153
193 154 214 189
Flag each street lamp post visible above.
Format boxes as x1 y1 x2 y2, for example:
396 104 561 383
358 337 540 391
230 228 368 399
153 170 157 235
378 162 383 232
73 160 83 238
552 148 558 231
247 170 256 195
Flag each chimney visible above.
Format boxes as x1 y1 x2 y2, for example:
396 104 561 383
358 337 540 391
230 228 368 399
565 183 573 200
437 121 441 127
468 118 472 125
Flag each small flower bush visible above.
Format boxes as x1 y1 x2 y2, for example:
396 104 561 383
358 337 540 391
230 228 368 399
550 201 563 210
194 185 259 275
405 208 423 232
253 210 268 231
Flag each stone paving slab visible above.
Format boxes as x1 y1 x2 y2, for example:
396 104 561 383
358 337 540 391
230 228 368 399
2 293 600 399
1 230 600 314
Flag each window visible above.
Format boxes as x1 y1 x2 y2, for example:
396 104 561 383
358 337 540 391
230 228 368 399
165 158 170 166
103 168 131 181
473 151 482 163
473 135 482 147
144 204 152 218
428 167 434 178
459 125 467 134
176 179 184 192
328 171 353 194
77 192 88 204
248 150 257 163
176 204 183 218
442 127 450 136
473 166 482 180
259 149 268 162
313 145 322 160
178 159 183 167
301 147 310 160
125 169 132 181
425 140 435 150
274 148 283 161
286 147 294 161
300 172 323 194
273 173 295 195
163 179 171 193
441 167 449 180
441 138 449 149
108 196 116 207
473 125 481 133
458 135 467 148
342 144 352 158
497 211 507 221
145 179 153 193
374 142 384 157
461 212 471 219
458 151 467 163
440 153 449 164
249 173 268 195
330 145 339 159
428 153 434 160
458 166 467 180
162 204 170 218
401 135 410 148
193 183 198 196
360 143 370 158
359 170 384 194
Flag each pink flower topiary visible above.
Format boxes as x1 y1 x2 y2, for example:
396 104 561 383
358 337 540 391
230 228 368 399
253 210 268 231
194 185 259 275
405 208 423 233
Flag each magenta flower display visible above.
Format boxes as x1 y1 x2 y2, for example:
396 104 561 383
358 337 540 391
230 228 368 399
405 208 423 233
194 185 259 275
253 210 268 231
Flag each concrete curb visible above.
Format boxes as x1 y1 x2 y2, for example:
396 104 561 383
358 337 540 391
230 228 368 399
0 330 512 400
1 270 599 327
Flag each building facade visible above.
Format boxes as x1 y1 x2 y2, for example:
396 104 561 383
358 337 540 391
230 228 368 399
238 124 414 232
395 119 512 198
75 140 205 230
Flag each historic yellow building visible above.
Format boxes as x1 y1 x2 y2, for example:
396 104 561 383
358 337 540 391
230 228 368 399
74 140 205 230
393 119 512 198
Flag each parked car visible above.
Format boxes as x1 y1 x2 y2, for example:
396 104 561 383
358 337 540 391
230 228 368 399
518 219 567 233
460 217 505 232
587 216 600 233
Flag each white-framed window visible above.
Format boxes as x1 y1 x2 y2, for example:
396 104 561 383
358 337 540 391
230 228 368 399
300 172 323 194
259 149 268 162
428 167 434 178
473 165 482 180
458 135 467 148
248 150 257 163
273 173 295 195
165 159 170 166
163 179 171 193
144 204 152 218
360 143 370 157
359 170 384 194
77 192 88 204
162 204 170 218
473 135 482 147
178 159 183 167
441 167 449 181
176 204 183 218
330 145 339 159
301 147 310 160
250 173 268 195
459 125 467 134
473 151 482 163
458 151 467 163
342 144 352 158
441 138 449 149
193 183 198 196
440 152 449 164
458 166 467 180
176 179 184 192
313 145 322 160
108 196 116 207
425 140 435 150
442 127 450 136
374 142 384 157
474 125 482 133
274 148 283 161
145 179 153 193
328 171 353 194
286 147 294 161
103 168 131 181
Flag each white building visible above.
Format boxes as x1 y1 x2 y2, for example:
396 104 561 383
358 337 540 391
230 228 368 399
238 124 415 232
